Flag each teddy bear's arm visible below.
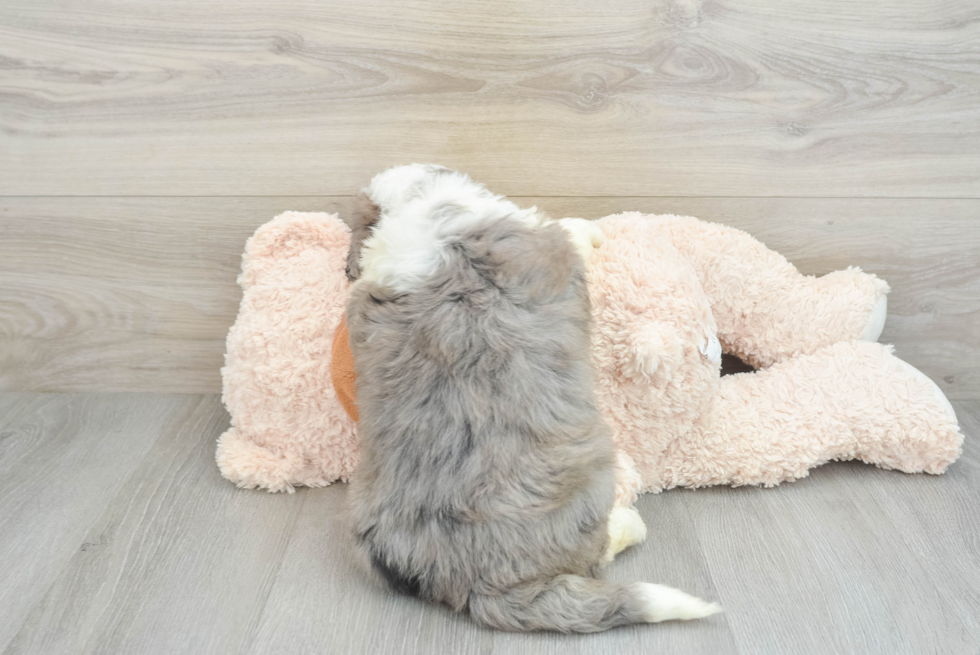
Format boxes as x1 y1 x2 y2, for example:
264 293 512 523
657 216 889 368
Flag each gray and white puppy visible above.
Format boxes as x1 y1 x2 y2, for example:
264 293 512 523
345 164 719 632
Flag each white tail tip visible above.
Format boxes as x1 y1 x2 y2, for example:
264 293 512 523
634 582 723 622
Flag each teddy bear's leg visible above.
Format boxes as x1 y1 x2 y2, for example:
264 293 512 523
658 341 962 490
657 216 889 368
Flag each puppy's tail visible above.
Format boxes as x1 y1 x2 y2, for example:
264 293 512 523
467 575 721 633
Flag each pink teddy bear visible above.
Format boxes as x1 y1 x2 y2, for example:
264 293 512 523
587 213 961 506
216 211 962 499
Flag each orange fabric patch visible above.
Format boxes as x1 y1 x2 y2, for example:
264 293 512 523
330 315 359 422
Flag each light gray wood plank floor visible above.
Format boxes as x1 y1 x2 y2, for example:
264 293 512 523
1 392 977 655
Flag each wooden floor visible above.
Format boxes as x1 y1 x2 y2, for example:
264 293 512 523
2 0 979 653
0 392 977 655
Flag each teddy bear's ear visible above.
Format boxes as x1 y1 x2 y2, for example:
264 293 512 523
618 322 685 383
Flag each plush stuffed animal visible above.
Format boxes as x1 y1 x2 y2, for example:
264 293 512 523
217 211 963 500
218 213 356 492
584 213 961 504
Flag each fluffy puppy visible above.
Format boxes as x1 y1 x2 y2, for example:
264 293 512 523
345 164 719 632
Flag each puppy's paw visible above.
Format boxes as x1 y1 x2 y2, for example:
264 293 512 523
602 506 647 564
557 218 605 267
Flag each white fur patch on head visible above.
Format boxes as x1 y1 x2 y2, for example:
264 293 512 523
357 164 547 294
366 163 446 216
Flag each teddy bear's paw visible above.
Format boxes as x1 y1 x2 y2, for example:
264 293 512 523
601 506 648 565
893 357 956 423
860 294 888 342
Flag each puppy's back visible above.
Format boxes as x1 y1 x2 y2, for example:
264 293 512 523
347 180 719 632
348 209 613 587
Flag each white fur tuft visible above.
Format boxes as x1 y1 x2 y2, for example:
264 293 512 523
358 164 548 294
602 506 647 564
366 163 443 215
633 583 722 622
558 218 605 267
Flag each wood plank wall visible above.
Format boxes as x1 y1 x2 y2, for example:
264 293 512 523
1 0 977 396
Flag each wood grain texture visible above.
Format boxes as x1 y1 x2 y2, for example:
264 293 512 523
1 0 978 196
681 416 980 654
2 196 977 397
0 393 205 653
243 470 740 655
4 394 303 655
1 393 977 654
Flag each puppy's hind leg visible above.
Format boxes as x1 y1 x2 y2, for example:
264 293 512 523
601 506 647 565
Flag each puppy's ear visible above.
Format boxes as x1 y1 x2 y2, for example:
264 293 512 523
345 191 381 282
480 221 584 303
